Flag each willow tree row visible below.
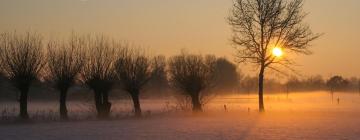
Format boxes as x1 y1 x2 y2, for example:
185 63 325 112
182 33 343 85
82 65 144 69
0 32 220 120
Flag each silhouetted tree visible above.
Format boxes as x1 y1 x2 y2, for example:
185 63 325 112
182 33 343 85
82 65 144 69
81 35 117 118
326 76 349 93
0 32 45 119
228 0 320 111
46 34 86 119
168 52 216 112
115 48 153 117
212 58 240 93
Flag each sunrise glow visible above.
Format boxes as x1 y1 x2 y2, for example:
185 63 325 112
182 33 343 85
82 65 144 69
1 0 360 140
272 47 283 57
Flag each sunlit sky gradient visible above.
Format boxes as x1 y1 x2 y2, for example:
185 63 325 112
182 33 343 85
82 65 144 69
0 0 359 78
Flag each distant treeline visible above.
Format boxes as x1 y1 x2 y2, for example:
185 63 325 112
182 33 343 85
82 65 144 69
0 32 359 119
239 75 360 94
1 71 359 101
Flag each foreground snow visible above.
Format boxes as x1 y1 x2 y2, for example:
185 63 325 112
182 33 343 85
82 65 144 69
1 92 360 140
1 111 359 140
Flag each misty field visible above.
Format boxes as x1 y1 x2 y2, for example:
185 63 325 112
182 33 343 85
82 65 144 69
1 91 360 140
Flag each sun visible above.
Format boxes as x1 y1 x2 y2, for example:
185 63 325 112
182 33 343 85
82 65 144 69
272 47 283 57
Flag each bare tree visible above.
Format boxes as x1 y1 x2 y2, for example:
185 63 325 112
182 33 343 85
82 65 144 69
0 32 46 119
81 35 117 118
46 34 86 119
326 76 349 93
168 52 216 112
115 48 153 117
228 0 320 111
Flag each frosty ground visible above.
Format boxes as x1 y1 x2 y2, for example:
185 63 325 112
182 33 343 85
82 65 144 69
1 92 360 140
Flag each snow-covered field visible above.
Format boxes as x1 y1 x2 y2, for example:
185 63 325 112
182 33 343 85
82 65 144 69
1 91 360 140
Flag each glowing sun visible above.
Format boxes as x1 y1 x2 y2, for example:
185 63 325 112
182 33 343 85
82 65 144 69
272 47 283 57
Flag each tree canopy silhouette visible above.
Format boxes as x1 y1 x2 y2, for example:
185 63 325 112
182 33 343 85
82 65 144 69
326 75 349 93
115 48 153 117
0 32 46 119
46 34 86 119
228 0 320 111
168 52 216 112
212 58 241 93
81 35 118 118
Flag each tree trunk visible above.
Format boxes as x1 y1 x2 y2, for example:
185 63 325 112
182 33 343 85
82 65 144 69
102 91 111 118
59 89 68 120
94 90 112 118
191 94 202 112
258 65 265 112
358 81 360 95
19 87 29 119
94 91 103 118
131 92 141 117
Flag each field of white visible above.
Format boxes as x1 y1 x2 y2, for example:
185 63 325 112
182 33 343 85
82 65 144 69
1 91 360 140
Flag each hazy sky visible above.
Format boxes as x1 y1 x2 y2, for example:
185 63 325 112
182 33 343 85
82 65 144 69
0 0 359 78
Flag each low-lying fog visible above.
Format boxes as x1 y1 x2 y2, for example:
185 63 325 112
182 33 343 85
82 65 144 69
1 91 360 119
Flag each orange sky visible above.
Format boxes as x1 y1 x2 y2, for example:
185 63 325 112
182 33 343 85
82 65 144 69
0 0 359 78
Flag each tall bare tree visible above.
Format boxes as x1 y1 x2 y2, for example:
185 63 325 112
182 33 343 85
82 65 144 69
0 32 45 119
168 52 216 112
228 0 320 111
81 35 117 118
46 34 86 119
115 48 153 117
